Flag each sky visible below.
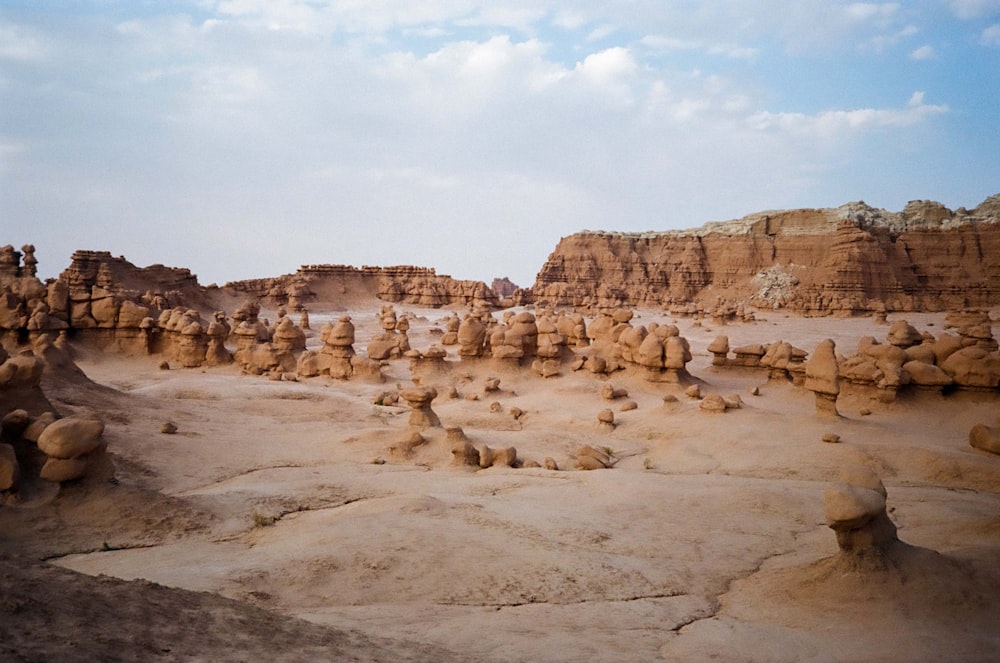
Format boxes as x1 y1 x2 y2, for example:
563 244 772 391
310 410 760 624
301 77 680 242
1 1 999 288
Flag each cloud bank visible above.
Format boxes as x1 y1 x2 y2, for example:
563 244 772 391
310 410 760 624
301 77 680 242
1 1 998 286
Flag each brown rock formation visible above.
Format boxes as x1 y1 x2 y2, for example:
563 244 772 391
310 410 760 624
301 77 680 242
805 339 840 416
226 264 499 310
530 195 1000 314
823 466 898 555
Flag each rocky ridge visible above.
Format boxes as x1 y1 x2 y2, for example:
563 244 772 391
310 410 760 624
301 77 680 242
225 264 498 310
531 195 1000 314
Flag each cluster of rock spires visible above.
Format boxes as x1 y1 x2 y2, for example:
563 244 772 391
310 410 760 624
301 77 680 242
706 310 1000 415
531 195 1000 314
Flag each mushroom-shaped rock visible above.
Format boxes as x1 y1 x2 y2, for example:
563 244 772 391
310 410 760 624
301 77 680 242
823 466 898 553
636 331 665 369
457 315 487 357
707 335 730 366
886 319 922 348
205 320 233 366
617 325 647 364
37 417 105 460
327 317 356 347
663 335 692 370
805 338 840 416
731 343 766 367
399 386 441 428
272 317 306 353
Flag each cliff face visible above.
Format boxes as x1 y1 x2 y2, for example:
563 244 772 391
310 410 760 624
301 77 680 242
59 251 203 301
225 264 498 310
531 195 1000 313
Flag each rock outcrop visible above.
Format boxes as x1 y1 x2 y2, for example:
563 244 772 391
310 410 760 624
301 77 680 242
823 466 899 555
226 264 499 310
530 195 1000 314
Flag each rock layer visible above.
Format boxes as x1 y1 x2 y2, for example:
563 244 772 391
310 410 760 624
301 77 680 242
531 195 1000 313
226 264 498 310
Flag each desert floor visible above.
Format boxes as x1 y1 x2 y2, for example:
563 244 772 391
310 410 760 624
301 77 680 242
2 304 999 662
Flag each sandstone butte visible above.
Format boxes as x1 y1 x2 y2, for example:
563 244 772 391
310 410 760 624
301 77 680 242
530 194 1000 315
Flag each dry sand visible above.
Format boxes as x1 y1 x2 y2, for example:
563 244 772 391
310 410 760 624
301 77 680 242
2 304 999 661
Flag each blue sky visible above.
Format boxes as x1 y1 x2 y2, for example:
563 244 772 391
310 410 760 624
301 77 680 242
2 1 998 287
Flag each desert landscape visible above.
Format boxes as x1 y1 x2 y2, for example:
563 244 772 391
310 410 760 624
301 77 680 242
2 197 1000 662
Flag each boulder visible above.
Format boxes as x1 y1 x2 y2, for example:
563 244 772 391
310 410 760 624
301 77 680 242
886 320 922 347
902 360 953 388
969 424 1000 455
36 417 105 459
39 455 90 483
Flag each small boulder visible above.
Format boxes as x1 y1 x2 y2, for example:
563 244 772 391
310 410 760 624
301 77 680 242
699 394 727 413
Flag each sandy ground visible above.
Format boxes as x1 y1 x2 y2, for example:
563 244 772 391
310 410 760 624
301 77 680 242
2 304 1000 661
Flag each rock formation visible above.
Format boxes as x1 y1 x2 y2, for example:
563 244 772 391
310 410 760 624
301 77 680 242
836 316 998 396
367 305 410 361
969 424 1000 455
531 195 1000 314
0 336 111 496
823 466 899 555
226 264 499 310
400 386 441 428
805 339 840 416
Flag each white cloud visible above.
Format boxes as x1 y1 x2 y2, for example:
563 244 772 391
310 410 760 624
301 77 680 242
845 3 899 22
0 21 47 61
586 24 617 42
947 0 1000 19
639 35 700 52
748 96 948 138
981 23 1000 45
575 47 636 84
909 44 935 60
862 23 918 53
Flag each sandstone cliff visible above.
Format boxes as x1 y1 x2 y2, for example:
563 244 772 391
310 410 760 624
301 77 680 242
530 195 1000 314
224 264 498 310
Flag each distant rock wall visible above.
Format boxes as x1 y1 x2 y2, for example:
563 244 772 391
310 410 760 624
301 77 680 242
225 264 499 310
530 195 1000 314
